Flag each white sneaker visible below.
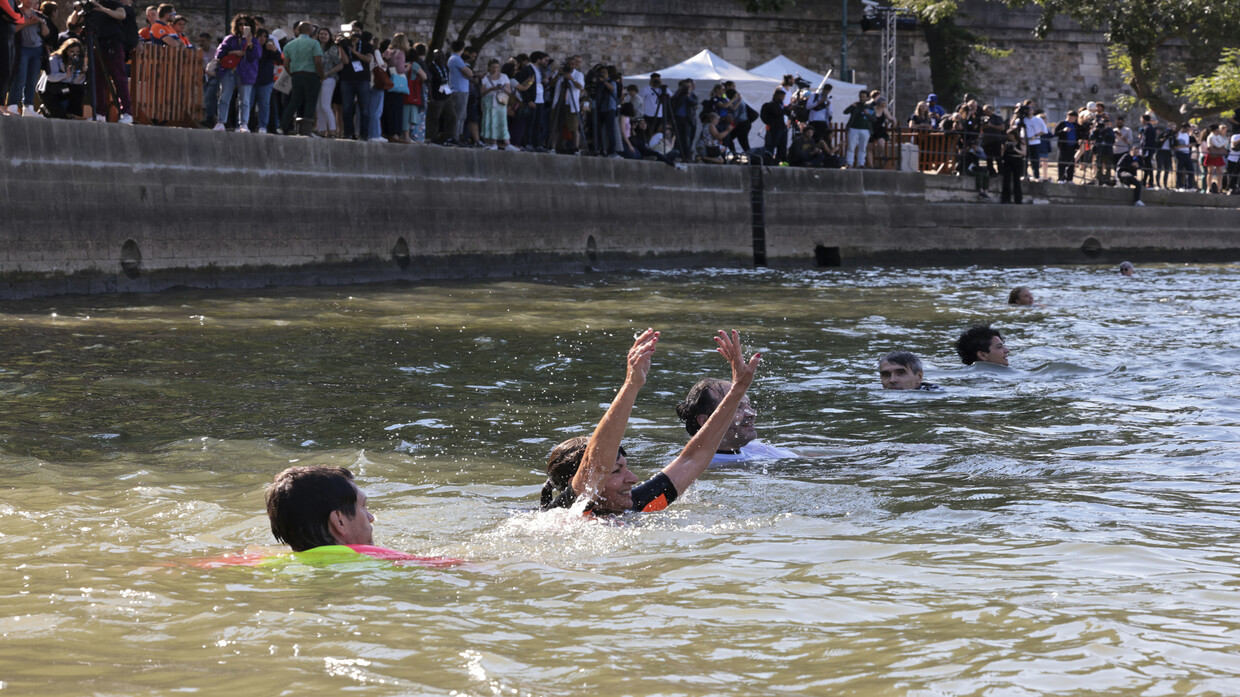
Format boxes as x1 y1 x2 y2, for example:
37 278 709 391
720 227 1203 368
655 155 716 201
238 125 250 133
118 113 133 124
486 144 498 150
95 114 107 122
1134 200 1145 207
212 123 226 131
368 137 387 143
22 106 42 118
258 127 267 134
504 144 520 152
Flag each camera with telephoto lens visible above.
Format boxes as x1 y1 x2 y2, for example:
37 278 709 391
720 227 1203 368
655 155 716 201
793 76 812 90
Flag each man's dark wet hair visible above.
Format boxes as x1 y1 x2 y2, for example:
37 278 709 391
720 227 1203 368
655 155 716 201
265 466 358 552
675 377 729 436
450 39 465 52
1008 286 1030 304
955 325 1002 365
879 351 922 374
540 437 625 509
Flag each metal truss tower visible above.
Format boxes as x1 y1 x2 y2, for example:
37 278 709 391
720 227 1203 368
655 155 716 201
881 8 897 115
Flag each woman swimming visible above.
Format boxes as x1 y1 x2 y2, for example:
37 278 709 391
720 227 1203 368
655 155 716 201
540 329 761 515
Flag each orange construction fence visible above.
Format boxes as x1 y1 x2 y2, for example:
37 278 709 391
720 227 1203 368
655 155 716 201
130 43 203 127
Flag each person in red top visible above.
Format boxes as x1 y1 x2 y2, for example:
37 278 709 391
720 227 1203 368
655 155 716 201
540 329 761 515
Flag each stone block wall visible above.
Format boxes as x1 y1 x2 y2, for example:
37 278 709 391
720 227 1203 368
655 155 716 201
182 0 1142 122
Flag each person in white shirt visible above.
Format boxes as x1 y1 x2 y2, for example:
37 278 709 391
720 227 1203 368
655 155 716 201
638 72 669 132
675 377 798 465
1022 103 1049 181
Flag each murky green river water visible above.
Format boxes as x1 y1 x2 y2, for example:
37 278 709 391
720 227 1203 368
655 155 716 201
2 265 1240 696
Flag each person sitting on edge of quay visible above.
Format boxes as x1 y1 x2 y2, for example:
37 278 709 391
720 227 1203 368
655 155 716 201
879 351 941 391
1119 261 1137 276
955 325 1010 367
1115 149 1146 206
540 329 761 515
1008 286 1035 306
675 376 797 466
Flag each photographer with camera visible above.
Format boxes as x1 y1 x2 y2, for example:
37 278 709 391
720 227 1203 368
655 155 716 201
999 115 1027 204
760 87 789 163
670 78 698 152
548 54 583 153
723 82 754 154
592 63 618 156
333 23 375 141
842 89 874 168
638 72 668 134
1090 114 1116 185
86 0 137 123
806 82 832 134
38 35 86 117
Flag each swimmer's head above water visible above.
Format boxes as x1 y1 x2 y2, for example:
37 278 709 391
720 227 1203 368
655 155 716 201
955 325 1009 366
266 466 375 551
541 438 635 511
540 329 761 515
1008 286 1034 306
1119 261 1136 276
676 378 757 452
878 351 925 389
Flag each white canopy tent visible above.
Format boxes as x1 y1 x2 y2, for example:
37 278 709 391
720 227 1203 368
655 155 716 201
629 49 783 142
627 50 784 119
750 55 868 125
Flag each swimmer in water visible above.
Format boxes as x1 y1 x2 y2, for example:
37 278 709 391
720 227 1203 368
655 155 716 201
266 465 375 551
1119 261 1136 276
1008 286 1035 306
878 351 941 390
675 378 798 464
954 325 1010 366
540 328 761 515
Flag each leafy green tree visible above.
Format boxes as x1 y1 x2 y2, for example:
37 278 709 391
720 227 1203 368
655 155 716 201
1012 0 1240 122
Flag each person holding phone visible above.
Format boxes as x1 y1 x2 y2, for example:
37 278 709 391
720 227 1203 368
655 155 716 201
212 14 261 132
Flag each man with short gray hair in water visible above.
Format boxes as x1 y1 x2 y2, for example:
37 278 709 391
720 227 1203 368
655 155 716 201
676 377 798 464
878 351 940 390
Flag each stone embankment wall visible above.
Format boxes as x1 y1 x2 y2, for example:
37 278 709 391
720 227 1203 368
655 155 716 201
3 118 1239 299
182 0 1131 122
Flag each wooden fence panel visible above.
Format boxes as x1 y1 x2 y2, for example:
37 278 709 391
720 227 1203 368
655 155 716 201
131 44 203 127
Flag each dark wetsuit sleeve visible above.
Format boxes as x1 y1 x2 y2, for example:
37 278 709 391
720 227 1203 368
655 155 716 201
629 472 678 512
547 487 578 510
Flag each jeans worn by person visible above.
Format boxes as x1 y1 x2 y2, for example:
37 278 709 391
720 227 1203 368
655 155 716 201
8 44 41 109
846 127 870 167
203 74 221 125
217 68 253 128
365 81 383 139
252 81 274 131
339 78 368 139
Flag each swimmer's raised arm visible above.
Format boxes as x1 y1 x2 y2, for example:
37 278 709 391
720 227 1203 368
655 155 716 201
571 329 659 502
661 330 761 493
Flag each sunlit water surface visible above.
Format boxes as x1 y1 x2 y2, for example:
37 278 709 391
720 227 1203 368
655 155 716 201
2 265 1240 696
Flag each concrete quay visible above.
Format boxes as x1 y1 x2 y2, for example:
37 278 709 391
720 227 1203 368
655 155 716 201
3 117 1238 298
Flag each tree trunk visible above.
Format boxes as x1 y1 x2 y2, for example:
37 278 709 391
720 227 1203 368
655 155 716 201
340 0 382 36
921 18 967 111
430 0 456 52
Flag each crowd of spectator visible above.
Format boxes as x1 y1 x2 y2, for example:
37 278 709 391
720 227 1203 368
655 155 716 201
905 93 1240 202
3 7 1238 192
